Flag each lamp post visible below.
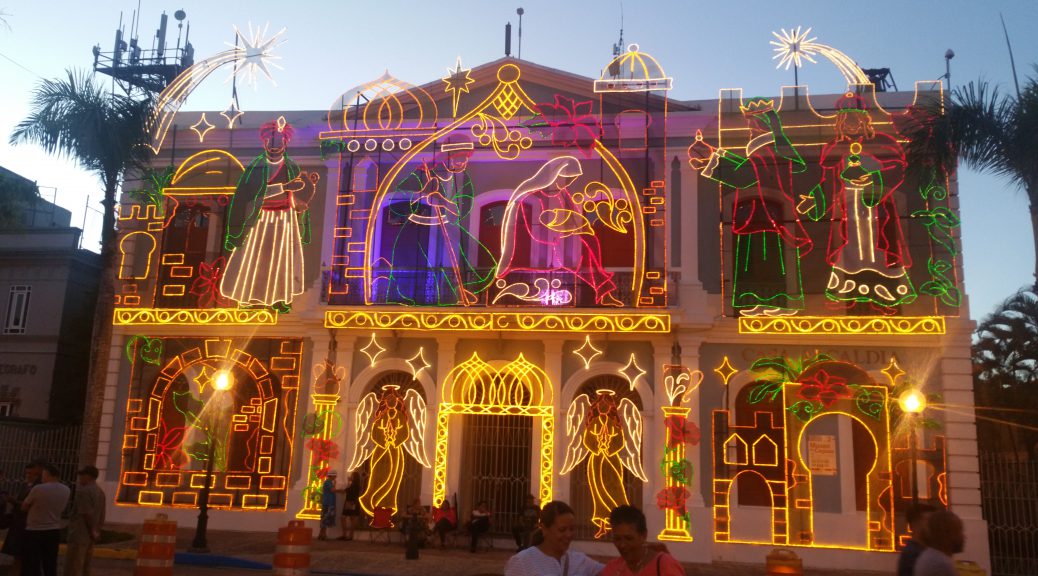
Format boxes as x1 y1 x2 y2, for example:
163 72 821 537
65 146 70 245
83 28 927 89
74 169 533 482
898 388 927 507
191 370 233 552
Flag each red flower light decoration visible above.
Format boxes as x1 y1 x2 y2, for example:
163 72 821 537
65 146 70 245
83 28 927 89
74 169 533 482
306 438 340 463
656 485 690 514
798 369 851 407
189 256 229 308
665 415 701 448
534 95 602 155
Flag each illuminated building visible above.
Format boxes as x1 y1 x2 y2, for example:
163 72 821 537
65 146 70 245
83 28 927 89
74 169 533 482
94 39 987 572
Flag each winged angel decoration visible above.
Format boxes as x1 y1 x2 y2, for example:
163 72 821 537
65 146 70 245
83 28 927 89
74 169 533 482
561 389 647 537
348 384 431 521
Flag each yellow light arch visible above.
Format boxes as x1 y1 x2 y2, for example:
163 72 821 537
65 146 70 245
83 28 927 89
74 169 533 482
431 351 554 506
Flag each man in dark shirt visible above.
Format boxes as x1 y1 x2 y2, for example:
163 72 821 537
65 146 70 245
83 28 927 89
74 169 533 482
898 503 936 576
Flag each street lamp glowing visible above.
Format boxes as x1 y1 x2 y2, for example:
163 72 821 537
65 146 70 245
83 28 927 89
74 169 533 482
214 371 233 391
899 389 926 414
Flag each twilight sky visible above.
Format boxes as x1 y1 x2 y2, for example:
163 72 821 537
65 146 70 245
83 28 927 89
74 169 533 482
1 0 1034 320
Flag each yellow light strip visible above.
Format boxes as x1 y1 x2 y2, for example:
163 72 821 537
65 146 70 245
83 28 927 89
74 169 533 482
738 316 945 335
325 310 669 333
113 308 277 325
658 405 694 542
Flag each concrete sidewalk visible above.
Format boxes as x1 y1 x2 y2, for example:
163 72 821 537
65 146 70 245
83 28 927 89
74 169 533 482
87 523 892 576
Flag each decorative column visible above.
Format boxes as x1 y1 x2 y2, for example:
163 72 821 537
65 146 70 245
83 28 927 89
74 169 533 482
543 338 563 503
295 331 351 519
433 337 458 506
655 344 703 542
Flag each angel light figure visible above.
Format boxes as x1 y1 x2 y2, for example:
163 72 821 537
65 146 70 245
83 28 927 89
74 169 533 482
561 389 646 538
348 384 430 523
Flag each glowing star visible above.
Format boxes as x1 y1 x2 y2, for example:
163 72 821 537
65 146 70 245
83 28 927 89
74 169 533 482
770 26 819 71
360 333 386 367
881 357 906 387
221 99 243 128
231 23 285 89
714 356 738 386
573 335 604 370
406 348 431 381
193 364 217 393
190 114 215 142
770 26 869 85
442 56 475 118
618 354 646 391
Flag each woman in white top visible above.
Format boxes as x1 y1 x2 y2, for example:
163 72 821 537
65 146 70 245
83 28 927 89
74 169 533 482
504 500 604 576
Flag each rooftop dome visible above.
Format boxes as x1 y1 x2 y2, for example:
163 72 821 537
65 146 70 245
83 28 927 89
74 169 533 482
326 72 439 134
595 44 672 93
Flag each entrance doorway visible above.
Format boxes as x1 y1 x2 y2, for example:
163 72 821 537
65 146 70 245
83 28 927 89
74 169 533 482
460 414 533 534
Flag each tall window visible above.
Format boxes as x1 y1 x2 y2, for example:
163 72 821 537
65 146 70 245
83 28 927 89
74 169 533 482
4 286 31 334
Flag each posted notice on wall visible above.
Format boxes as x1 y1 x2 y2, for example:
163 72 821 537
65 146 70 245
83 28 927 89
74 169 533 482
808 435 837 476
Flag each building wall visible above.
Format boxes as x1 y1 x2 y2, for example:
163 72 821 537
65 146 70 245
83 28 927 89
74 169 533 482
96 59 987 570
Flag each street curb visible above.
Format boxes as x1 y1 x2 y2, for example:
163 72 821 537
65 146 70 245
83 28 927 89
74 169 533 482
57 544 137 560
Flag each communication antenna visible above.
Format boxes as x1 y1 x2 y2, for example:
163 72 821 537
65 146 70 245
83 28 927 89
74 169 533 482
516 7 524 59
92 7 194 94
609 0 624 77
505 21 512 57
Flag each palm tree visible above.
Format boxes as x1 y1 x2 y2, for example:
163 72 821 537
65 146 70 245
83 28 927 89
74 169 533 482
972 289 1038 458
903 69 1038 288
10 69 152 466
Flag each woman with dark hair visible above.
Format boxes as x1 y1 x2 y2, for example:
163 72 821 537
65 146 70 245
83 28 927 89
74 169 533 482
602 505 684 576
432 499 457 548
338 471 362 541
504 500 604 576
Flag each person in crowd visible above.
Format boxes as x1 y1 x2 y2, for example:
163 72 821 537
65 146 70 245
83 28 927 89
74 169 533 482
467 500 492 553
504 500 603 576
400 497 431 547
21 464 71 576
601 505 684 576
512 493 540 551
1 461 42 574
914 509 966 576
432 499 458 548
318 471 337 541
64 465 106 576
338 471 362 541
897 503 935 576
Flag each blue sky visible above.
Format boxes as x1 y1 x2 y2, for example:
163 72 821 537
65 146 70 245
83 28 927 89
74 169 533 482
1 0 1035 320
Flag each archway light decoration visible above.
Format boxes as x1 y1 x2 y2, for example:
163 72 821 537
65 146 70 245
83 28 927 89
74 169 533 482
573 335 604 370
618 353 647 391
148 23 285 153
770 26 869 85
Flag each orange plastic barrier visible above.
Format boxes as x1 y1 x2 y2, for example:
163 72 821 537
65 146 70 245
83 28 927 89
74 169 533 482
134 513 177 576
765 548 803 576
273 520 312 576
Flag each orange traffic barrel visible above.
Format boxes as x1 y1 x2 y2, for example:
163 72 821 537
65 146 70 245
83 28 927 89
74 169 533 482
134 513 177 576
273 520 312 576
765 548 803 576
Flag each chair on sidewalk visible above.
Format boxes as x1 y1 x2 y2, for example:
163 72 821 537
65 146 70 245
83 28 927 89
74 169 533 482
368 506 395 543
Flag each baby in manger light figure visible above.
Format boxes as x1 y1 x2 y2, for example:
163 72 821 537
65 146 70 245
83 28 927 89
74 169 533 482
220 116 319 311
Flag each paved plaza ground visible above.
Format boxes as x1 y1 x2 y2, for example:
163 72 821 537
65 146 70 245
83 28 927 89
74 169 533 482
2 523 896 575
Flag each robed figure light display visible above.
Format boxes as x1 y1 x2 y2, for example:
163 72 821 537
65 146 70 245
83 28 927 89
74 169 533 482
348 384 431 523
220 116 318 310
561 389 646 537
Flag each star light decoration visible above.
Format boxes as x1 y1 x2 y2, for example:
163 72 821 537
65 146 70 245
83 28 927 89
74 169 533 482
881 357 906 387
406 347 431 381
193 365 217 393
230 23 285 89
221 99 243 128
442 57 475 118
573 335 604 370
714 356 738 386
770 26 869 84
360 333 386 367
190 113 215 142
618 353 647 391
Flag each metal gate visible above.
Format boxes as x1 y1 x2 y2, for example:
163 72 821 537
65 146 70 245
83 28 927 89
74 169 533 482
460 413 533 535
980 455 1038 576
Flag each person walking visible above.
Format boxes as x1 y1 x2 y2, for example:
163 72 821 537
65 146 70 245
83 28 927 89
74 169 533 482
20 464 70 576
897 503 935 576
1 462 42 574
64 465 106 576
601 505 684 576
914 509 966 576
318 471 337 541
